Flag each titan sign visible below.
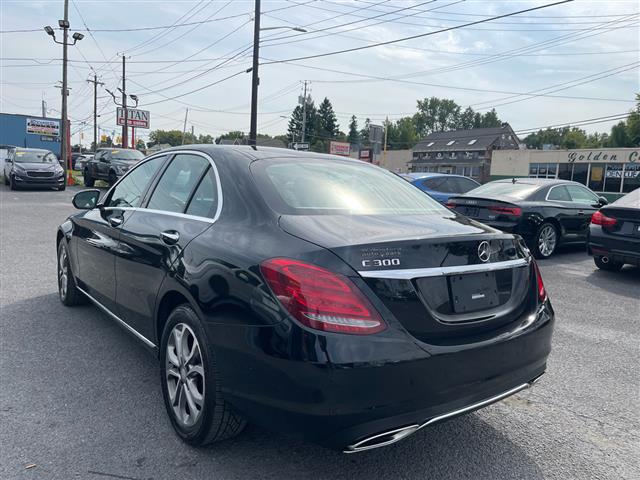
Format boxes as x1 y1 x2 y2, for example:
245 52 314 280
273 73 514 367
567 149 639 163
116 108 150 129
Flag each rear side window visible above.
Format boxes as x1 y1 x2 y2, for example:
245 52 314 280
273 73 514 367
107 156 165 208
547 185 571 201
449 177 479 193
147 154 209 213
185 168 219 219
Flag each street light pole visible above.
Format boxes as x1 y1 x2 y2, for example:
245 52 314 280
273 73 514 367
248 0 261 147
44 0 83 184
121 55 128 148
248 3 306 148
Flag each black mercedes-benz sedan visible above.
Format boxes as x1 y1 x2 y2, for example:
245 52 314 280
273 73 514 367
57 146 554 452
587 187 640 271
447 178 608 259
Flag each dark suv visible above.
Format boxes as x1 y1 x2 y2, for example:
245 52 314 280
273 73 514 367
83 148 144 186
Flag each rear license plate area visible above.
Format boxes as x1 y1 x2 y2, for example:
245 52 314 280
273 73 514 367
449 271 499 313
464 206 479 217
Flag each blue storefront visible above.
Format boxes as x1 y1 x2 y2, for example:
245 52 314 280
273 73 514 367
0 113 63 157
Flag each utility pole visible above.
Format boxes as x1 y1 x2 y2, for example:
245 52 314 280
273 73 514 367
181 108 189 145
191 125 194 140
44 0 83 183
121 55 128 148
248 0 261 147
41 98 47 118
301 80 308 143
383 115 388 167
87 75 104 152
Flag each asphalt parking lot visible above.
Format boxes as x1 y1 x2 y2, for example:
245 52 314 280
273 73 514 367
1 184 639 480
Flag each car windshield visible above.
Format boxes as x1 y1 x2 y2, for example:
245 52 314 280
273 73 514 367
13 150 56 163
253 159 450 216
110 150 144 161
468 181 541 200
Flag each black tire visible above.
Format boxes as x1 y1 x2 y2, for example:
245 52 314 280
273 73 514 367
57 241 85 306
594 256 623 271
160 304 246 446
84 170 94 187
108 171 117 187
9 175 17 191
532 222 558 259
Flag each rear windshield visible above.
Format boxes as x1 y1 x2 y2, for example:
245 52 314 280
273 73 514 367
13 150 56 163
613 188 640 208
252 159 450 215
110 150 144 161
468 181 541 200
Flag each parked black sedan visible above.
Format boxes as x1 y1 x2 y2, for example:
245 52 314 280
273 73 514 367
57 146 553 452
588 187 640 271
447 178 608 259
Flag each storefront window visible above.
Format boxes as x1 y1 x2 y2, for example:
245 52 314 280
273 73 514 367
471 166 481 177
588 163 605 192
622 163 640 193
529 163 538 177
603 163 622 193
547 163 557 178
572 163 588 185
558 163 573 180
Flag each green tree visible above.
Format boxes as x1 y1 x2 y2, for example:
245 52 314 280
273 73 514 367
385 117 418 150
287 98 317 144
347 115 359 145
215 131 245 144
561 128 588 149
148 129 186 147
607 122 630 147
459 107 476 130
359 117 371 143
198 134 214 144
317 97 339 138
479 109 501 128
414 97 461 136
625 93 640 146
135 139 146 150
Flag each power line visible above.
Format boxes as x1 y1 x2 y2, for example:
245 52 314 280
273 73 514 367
260 0 576 65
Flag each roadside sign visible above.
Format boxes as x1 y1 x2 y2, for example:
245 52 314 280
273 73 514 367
116 108 150 129
26 118 60 137
291 142 309 151
329 141 350 156
359 148 373 162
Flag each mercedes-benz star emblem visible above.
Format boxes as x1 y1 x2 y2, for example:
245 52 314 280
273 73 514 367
478 241 491 263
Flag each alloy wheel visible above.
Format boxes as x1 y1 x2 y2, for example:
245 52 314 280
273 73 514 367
58 246 68 301
165 323 205 428
538 225 557 257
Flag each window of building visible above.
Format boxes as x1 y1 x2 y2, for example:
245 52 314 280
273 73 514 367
558 163 573 180
622 163 640 193
529 163 538 177
588 163 605 192
547 163 557 178
471 166 481 177
468 139 477 145
446 140 455 146
603 163 623 193
572 163 589 185
426 142 434 147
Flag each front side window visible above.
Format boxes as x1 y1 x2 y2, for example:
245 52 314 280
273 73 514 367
253 159 449 216
107 156 165 208
147 154 210 213
566 185 598 204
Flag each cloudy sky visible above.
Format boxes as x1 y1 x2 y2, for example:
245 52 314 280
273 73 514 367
1 0 638 146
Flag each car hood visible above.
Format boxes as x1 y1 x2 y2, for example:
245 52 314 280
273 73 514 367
14 162 59 171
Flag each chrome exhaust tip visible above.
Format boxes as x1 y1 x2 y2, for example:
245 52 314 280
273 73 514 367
343 424 420 453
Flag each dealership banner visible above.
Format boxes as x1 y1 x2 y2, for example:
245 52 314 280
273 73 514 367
26 118 60 137
116 107 150 129
329 141 350 156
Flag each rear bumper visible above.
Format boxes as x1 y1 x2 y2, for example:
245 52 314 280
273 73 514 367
587 227 640 266
209 301 554 450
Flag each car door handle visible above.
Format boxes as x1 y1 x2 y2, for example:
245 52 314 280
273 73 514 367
160 230 180 245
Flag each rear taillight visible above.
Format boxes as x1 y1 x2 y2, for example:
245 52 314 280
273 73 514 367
446 200 457 209
590 211 617 227
532 260 547 303
489 205 522 217
260 258 386 335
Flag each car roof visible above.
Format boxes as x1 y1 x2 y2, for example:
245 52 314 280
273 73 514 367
403 172 476 180
491 177 580 187
14 148 51 153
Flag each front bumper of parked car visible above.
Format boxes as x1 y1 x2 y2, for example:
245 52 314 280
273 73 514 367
13 170 65 188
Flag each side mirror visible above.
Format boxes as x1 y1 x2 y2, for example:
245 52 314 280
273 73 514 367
597 196 608 207
72 189 101 210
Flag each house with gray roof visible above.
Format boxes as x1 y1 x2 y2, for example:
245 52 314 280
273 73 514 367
410 124 520 182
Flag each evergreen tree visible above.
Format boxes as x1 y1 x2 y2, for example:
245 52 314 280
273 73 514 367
359 118 371 143
317 97 339 138
348 115 359 145
287 98 317 144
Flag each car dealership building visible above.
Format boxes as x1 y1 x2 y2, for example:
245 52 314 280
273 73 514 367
0 113 64 157
491 148 640 200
